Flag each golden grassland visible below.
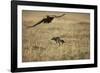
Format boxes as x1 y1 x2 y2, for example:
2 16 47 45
22 10 90 62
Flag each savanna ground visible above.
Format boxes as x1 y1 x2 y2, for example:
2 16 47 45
22 10 90 62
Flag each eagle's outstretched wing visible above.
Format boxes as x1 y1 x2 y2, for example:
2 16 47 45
52 14 66 18
27 19 45 28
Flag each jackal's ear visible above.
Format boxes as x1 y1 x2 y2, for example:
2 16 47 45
46 15 50 17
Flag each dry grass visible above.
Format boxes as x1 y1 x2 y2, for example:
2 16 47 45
22 10 90 62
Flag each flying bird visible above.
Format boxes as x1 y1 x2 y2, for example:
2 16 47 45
27 14 65 28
